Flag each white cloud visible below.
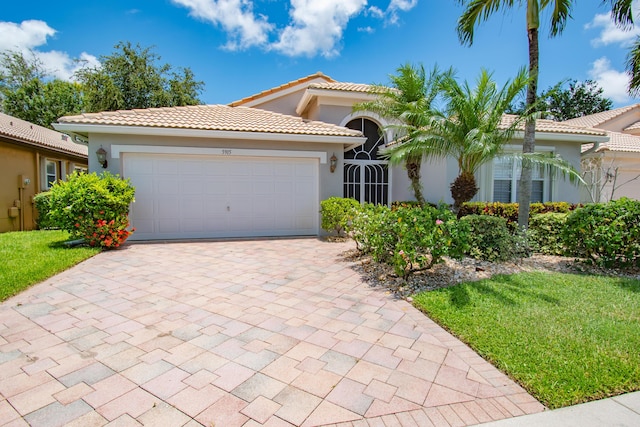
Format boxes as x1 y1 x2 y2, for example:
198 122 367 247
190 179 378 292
0 20 56 51
37 51 101 80
368 0 418 25
270 0 367 57
586 12 640 47
367 6 385 19
0 20 98 81
170 0 273 50
588 57 633 103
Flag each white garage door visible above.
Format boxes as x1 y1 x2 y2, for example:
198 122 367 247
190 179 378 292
123 153 319 240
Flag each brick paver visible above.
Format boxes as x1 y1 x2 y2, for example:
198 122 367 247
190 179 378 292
0 239 545 426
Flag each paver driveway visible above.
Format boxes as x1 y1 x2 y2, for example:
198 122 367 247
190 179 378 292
0 238 544 426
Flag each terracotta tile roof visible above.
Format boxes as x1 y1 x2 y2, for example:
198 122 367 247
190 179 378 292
0 112 87 157
500 114 607 136
307 82 377 93
623 120 640 131
597 131 640 153
563 104 640 128
229 72 336 107
57 104 363 137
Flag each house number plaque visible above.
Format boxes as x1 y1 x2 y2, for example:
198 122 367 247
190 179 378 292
221 149 232 155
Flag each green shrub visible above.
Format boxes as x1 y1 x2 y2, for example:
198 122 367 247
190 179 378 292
48 172 136 248
351 204 470 278
320 197 361 236
528 213 569 255
33 192 57 229
459 201 578 227
564 198 640 268
461 215 529 262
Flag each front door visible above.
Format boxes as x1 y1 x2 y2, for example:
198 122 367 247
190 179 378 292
343 118 389 205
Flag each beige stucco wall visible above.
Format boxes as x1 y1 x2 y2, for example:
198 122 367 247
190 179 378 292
582 151 640 202
0 139 87 233
0 140 36 232
390 138 585 205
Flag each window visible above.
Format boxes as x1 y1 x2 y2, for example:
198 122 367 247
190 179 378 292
45 160 58 189
492 156 547 203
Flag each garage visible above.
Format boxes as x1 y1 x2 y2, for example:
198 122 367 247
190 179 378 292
123 152 319 240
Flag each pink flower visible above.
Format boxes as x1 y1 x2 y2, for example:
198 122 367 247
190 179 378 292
436 219 444 225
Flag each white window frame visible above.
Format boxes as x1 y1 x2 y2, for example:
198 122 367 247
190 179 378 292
44 159 59 190
490 146 555 203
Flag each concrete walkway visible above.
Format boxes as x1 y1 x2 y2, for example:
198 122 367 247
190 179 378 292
474 391 640 427
0 238 545 426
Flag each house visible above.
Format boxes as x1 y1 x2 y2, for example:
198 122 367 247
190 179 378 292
54 73 607 241
0 113 88 233
564 104 640 202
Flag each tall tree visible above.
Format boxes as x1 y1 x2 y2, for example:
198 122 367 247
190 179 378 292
0 51 84 128
604 0 640 95
75 42 204 112
353 63 449 205
457 0 573 228
510 79 613 121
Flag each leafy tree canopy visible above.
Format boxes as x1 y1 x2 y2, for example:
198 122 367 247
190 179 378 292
509 79 613 121
0 51 84 129
75 42 204 112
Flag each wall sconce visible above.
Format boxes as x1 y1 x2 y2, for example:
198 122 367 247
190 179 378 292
96 147 108 169
330 153 337 173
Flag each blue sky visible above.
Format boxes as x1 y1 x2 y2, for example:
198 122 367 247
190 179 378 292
2 1 639 107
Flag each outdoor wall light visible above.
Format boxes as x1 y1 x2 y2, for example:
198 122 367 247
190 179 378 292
96 147 108 169
330 153 337 173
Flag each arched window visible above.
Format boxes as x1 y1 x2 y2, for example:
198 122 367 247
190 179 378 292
343 118 389 205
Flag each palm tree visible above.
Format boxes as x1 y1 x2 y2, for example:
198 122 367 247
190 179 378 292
383 68 583 211
353 63 449 205
604 0 640 95
456 0 573 228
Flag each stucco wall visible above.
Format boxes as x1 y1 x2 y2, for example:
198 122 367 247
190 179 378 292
0 141 36 232
582 151 640 202
391 138 585 205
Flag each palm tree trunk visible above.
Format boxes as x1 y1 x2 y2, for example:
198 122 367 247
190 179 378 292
518 26 539 229
406 157 425 205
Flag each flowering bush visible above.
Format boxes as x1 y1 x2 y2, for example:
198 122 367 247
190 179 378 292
351 203 470 278
49 171 135 249
75 216 135 248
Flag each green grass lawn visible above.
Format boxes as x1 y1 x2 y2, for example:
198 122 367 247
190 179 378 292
0 230 100 301
412 272 640 409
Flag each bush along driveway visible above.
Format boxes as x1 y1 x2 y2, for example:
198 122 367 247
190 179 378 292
0 238 543 427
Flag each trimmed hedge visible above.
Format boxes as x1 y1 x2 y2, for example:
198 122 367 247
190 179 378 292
527 213 569 256
460 215 529 262
564 198 640 268
459 201 578 226
33 191 57 229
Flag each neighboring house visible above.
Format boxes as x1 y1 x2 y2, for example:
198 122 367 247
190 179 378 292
0 113 88 233
54 72 606 241
564 104 640 202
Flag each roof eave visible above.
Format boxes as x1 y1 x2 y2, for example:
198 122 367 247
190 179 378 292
0 134 88 159
295 88 378 116
510 131 608 143
53 123 366 145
